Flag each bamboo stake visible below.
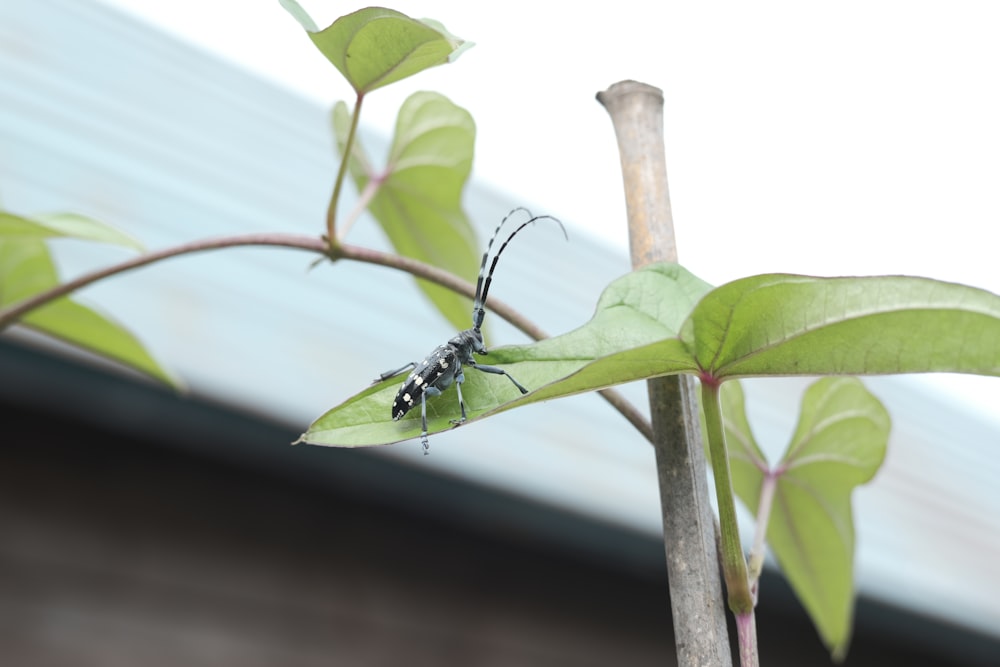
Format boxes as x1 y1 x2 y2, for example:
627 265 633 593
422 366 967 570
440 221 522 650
597 80 732 667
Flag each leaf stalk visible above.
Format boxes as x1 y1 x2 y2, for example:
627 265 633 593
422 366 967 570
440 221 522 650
326 93 365 244
701 378 754 614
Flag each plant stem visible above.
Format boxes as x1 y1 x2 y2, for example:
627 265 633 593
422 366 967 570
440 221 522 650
703 380 757 667
337 176 380 241
748 471 779 587
736 612 760 667
701 379 753 614
326 92 365 243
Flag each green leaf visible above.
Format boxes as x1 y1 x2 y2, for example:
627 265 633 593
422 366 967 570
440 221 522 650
0 240 179 388
683 274 1000 379
0 210 144 251
333 92 479 333
298 263 711 446
722 378 889 659
284 4 471 94
300 263 1000 446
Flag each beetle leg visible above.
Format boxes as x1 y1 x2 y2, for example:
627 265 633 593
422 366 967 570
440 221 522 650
374 361 415 384
450 369 468 427
419 385 443 454
469 362 528 394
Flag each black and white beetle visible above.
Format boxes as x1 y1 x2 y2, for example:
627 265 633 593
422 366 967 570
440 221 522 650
374 208 566 452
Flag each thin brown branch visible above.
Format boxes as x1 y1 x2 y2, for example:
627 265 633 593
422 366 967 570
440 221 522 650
0 232 654 442
0 232 327 329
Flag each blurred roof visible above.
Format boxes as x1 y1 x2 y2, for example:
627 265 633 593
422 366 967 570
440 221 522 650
2 0 998 645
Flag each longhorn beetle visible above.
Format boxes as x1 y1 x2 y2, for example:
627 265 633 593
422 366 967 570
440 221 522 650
374 207 566 453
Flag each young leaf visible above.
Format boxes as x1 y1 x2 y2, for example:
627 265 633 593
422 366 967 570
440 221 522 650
333 93 479 333
0 240 179 388
298 263 710 446
683 274 1000 379
0 210 144 251
721 378 889 659
282 4 471 94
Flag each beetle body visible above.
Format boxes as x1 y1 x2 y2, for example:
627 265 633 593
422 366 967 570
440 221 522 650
375 208 564 452
391 331 478 421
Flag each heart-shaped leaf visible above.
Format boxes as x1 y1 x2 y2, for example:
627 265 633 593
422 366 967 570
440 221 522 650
333 92 478 332
282 3 471 94
0 240 178 387
721 378 889 659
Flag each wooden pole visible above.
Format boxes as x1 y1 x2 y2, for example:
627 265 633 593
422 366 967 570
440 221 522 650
597 80 732 667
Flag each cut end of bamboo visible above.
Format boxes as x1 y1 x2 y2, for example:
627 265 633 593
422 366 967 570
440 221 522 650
596 80 664 108
596 79 677 267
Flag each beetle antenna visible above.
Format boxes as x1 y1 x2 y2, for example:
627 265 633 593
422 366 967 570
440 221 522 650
472 208 567 331
473 207 529 317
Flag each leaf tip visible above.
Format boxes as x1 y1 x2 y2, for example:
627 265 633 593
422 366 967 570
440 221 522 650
448 39 475 62
830 636 851 663
419 18 474 62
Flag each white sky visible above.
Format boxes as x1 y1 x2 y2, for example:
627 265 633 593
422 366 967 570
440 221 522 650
99 0 1000 416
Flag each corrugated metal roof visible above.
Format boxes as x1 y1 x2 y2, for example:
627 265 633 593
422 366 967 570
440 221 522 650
2 0 998 640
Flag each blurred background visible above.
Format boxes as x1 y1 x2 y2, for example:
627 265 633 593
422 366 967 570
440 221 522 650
1 1 999 665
